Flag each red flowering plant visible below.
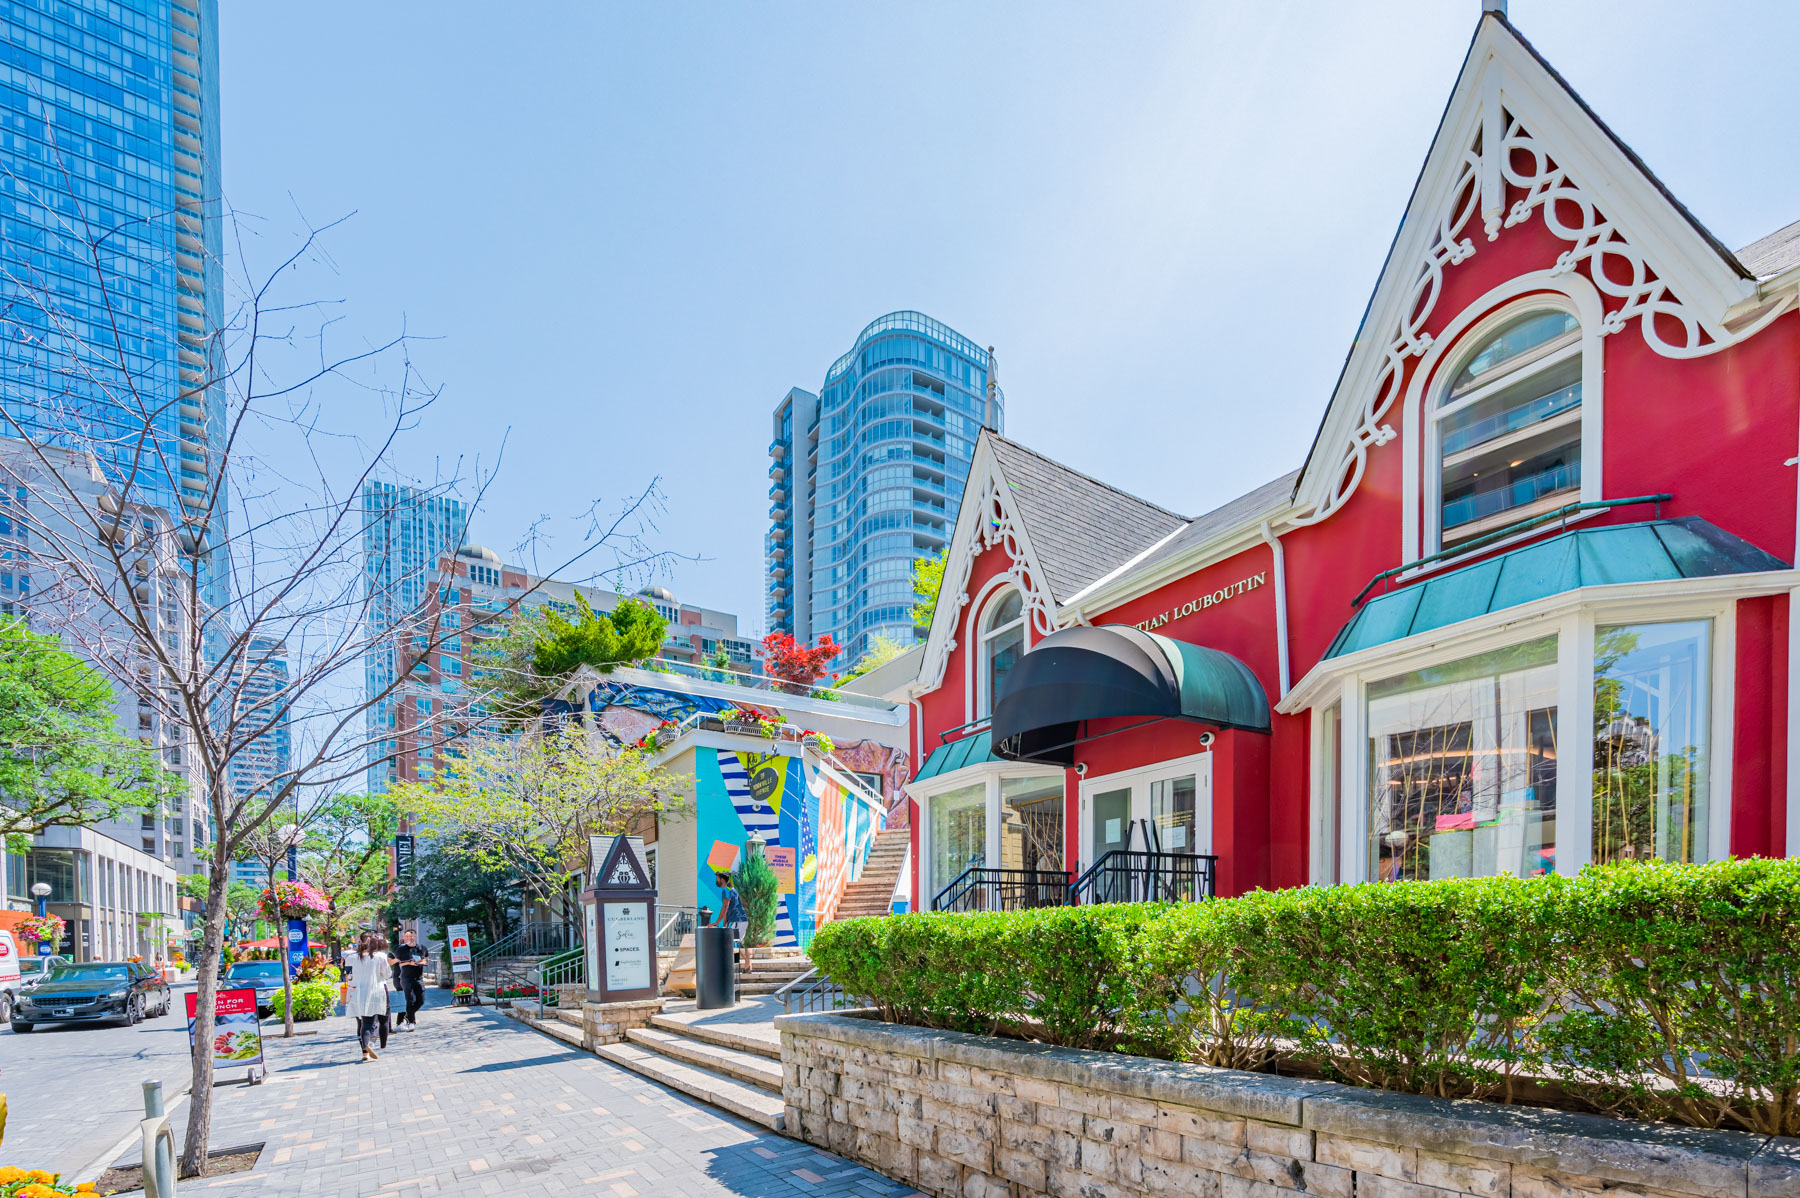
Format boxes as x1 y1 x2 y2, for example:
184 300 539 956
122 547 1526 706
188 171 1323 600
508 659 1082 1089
761 632 840 695
259 879 329 922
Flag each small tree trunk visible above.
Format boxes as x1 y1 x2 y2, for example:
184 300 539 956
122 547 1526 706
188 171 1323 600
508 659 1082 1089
281 963 295 1038
180 864 231 1177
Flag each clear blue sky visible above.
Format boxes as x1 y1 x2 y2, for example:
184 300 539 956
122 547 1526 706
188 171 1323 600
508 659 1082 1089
218 1 1800 633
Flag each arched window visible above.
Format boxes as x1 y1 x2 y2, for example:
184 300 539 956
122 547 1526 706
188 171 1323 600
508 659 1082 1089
979 589 1025 717
1433 308 1582 550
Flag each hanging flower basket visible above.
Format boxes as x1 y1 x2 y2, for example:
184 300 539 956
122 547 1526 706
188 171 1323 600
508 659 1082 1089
16 913 65 951
259 879 329 922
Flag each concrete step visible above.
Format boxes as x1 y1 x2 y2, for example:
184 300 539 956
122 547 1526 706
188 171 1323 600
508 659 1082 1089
648 1013 782 1060
626 1026 783 1092
554 1007 584 1028
593 1041 785 1131
507 1006 586 1049
734 981 797 996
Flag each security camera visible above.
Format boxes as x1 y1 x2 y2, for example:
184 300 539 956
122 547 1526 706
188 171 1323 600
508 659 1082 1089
1074 762 1088 776
1198 731 1215 748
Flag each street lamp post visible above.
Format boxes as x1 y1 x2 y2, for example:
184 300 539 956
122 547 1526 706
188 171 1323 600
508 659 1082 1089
30 881 50 918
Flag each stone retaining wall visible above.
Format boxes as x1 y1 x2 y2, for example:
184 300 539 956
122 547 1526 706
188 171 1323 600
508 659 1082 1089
775 1012 1799 1198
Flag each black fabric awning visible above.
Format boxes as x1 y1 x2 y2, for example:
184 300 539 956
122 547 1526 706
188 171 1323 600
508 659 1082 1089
990 624 1271 765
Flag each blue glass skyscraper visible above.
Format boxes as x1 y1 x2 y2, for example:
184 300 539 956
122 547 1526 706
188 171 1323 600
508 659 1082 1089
0 0 224 522
768 311 1003 668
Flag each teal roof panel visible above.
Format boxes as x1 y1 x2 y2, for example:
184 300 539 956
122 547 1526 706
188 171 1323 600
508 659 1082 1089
1327 518 1788 659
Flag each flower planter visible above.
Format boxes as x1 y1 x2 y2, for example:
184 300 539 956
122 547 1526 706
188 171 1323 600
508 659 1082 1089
775 1012 1800 1198
698 716 725 732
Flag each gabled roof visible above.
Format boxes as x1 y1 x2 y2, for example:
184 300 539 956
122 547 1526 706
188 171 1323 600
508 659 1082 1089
1290 13 1790 530
986 435 1186 603
1739 220 1800 282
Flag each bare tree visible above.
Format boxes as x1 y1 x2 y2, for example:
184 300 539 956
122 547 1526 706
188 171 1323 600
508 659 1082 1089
0 182 672 1172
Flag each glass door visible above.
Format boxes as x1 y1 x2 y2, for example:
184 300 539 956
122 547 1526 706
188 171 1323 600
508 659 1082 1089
1088 787 1131 903
1149 775 1198 854
1001 774 1066 908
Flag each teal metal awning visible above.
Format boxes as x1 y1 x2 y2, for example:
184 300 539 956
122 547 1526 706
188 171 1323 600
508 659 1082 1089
1327 518 1789 659
913 730 1005 783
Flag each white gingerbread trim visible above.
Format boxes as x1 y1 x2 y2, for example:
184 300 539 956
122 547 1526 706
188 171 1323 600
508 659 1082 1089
1290 17 1791 530
914 433 1060 696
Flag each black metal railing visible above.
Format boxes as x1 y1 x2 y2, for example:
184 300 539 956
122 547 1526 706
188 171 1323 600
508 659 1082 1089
931 867 1073 913
1067 851 1217 905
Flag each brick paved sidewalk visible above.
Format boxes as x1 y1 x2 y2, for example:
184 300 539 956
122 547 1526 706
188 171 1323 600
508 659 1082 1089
142 1001 919 1198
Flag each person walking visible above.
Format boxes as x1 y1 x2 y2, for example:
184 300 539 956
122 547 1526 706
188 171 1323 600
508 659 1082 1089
343 931 392 1061
712 872 748 942
392 927 428 1031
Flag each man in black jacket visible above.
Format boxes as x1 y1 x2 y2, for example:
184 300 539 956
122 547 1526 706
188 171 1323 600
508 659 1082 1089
392 926 429 1030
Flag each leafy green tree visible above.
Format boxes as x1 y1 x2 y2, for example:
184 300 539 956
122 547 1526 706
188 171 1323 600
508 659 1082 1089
0 617 177 851
734 848 780 948
299 793 398 955
481 595 667 724
390 834 520 947
180 873 263 940
841 632 909 683
911 550 947 632
393 727 688 903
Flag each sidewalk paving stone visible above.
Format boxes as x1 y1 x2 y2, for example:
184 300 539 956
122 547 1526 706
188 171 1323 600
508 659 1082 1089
147 998 921 1198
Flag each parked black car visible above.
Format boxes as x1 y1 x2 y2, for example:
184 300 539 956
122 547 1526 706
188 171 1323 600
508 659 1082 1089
224 960 289 1015
11 961 172 1031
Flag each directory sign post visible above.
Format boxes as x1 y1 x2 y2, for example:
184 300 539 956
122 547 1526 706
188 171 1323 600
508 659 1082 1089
447 924 473 975
583 835 658 1003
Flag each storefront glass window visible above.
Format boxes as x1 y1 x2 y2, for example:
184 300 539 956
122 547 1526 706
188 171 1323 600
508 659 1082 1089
1366 636 1559 882
1592 621 1710 865
1320 703 1341 885
27 848 89 904
1150 775 1199 853
1000 775 1064 874
929 783 987 898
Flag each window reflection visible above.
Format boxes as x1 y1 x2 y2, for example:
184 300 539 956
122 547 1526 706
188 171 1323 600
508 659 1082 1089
1366 637 1559 881
1592 621 1710 864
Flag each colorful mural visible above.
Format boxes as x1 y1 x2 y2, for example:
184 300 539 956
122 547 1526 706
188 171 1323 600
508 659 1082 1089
826 738 911 827
690 747 886 945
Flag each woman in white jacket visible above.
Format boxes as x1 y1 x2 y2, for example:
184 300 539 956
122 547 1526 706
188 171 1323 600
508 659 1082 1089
343 931 392 1061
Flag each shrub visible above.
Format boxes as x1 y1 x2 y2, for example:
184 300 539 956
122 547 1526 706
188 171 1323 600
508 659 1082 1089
1536 857 1800 1135
808 860 1800 1134
734 850 780 947
270 980 335 1022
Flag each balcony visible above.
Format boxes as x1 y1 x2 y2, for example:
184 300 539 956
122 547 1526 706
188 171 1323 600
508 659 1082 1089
769 462 787 482
769 484 787 504
768 440 787 460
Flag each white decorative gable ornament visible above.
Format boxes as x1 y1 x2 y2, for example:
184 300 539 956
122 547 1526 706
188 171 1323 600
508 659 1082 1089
1290 30 1794 529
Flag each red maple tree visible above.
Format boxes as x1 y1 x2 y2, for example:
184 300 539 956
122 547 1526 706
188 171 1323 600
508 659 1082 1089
761 632 840 693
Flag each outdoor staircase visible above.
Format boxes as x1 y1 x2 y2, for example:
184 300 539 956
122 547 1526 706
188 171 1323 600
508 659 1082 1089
736 946 811 995
508 999 788 1131
831 827 908 919
595 1011 787 1130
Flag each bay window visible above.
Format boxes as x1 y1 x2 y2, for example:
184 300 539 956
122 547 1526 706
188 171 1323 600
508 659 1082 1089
1319 603 1729 884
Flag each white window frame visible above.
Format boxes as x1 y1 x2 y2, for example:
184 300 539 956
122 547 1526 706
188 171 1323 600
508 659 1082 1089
1427 306 1584 554
1076 751 1215 876
1311 592 1735 885
963 577 1031 720
909 762 1069 906
1401 273 1607 570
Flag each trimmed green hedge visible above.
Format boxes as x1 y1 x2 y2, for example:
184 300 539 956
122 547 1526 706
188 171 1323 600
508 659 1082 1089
808 859 1800 1136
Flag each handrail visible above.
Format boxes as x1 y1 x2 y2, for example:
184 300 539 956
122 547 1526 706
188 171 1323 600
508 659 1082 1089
1351 493 1673 607
931 866 1072 913
937 715 991 745
1068 850 1218 906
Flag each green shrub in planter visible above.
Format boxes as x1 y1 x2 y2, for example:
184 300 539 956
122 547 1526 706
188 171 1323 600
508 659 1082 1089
270 980 336 1022
809 860 1800 1135
1537 857 1800 1135
733 850 780 947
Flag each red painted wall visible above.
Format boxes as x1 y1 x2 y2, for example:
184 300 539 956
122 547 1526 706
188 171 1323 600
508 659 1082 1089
907 167 1800 895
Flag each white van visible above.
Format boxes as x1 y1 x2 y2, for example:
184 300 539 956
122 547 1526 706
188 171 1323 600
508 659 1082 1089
0 930 22 1024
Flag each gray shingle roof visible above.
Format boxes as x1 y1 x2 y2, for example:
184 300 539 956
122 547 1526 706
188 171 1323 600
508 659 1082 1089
986 434 1187 603
1084 469 1301 597
1737 219 1800 281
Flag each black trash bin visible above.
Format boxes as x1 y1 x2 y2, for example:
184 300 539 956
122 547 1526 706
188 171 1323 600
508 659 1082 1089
695 925 736 1010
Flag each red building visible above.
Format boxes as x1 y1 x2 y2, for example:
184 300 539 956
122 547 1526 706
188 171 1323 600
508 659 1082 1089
899 13 1800 910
